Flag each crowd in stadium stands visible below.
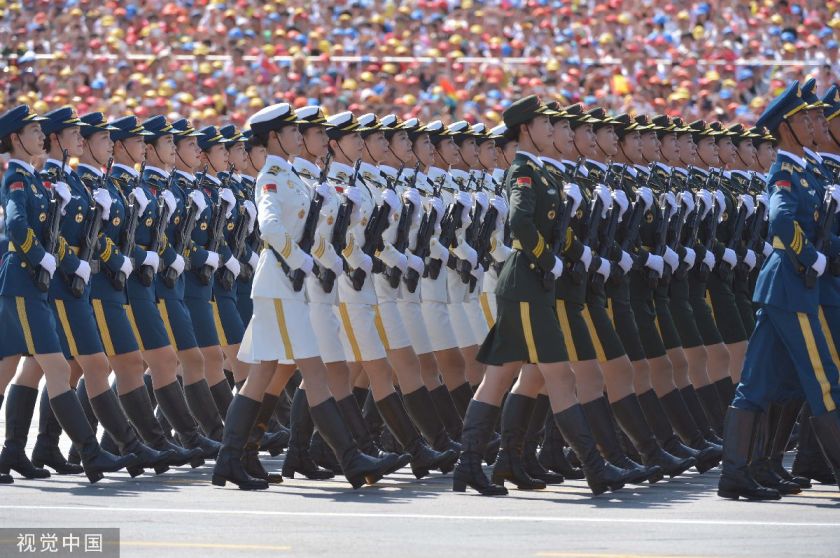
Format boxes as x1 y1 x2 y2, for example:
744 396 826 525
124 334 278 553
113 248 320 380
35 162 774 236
1 0 839 128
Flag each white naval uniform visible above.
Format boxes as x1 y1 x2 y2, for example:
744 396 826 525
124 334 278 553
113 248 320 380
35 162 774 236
478 168 512 328
238 155 319 364
329 161 388 362
293 157 346 364
446 168 482 348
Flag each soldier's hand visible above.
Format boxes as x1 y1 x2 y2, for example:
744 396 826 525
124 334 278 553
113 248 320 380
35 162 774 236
550 256 564 280
594 257 611 280
93 188 113 220
663 246 679 272
170 254 186 277
328 254 344 275
402 188 422 209
381 188 401 213
636 186 654 211
696 189 713 217
563 183 583 214
490 195 508 222
429 239 449 262
38 252 57 278
224 256 241 279
357 253 373 274
406 253 425 275
243 200 257 233
315 182 332 199
205 250 220 271
141 250 160 273
744 249 757 270
52 181 72 213
298 254 314 276
345 185 365 207
474 191 489 212
644 254 664 278
722 248 738 268
762 241 773 258
828 185 840 211
618 250 633 274
682 247 696 270
219 188 236 217
738 194 756 217
702 250 716 270
74 260 92 284
593 184 613 217
756 192 770 209
131 187 151 215
812 251 827 277
678 191 695 214
580 245 593 272
119 256 134 277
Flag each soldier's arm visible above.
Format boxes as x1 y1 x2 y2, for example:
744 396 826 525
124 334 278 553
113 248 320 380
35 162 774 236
4 181 46 265
767 171 819 268
508 167 555 272
256 178 308 269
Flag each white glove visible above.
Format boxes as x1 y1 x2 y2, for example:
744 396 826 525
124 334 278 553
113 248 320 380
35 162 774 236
52 181 72 212
243 200 257 233
550 256 564 280
722 247 738 267
204 250 220 271
74 260 91 284
455 242 478 269
38 252 57 278
678 191 695 215
756 192 770 209
612 189 629 221
356 253 373 274
381 188 401 213
618 250 633 274
328 254 344 276
470 262 484 282
297 253 314 276
141 250 160 273
248 251 259 270
456 190 472 208
170 254 186 276
645 254 664 277
564 183 583 214
406 253 425 275
315 182 332 199
593 184 613 217
663 246 679 271
429 197 445 225
683 247 696 270
829 185 840 212
490 195 508 219
224 256 241 278
403 188 422 209
131 187 150 215
580 245 593 272
762 241 773 258
119 256 134 277
159 190 178 219
661 191 678 218
702 250 716 270
392 252 408 273
739 194 756 218
744 249 757 271
697 189 713 218
474 191 489 212
219 187 236 217
636 186 654 211
345 185 365 207
595 257 611 280
713 190 726 215
92 188 112 221
812 251 827 277
430 239 450 262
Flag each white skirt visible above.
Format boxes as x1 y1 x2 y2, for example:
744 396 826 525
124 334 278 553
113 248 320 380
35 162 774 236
309 301 347 364
238 297 319 364
396 299 434 355
449 300 478 348
464 297 490 345
420 300 459 352
376 299 412 351
334 302 388 362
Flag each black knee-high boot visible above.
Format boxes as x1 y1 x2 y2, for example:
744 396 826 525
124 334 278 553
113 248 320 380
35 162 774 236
808 409 840 492
657 389 722 472
282 389 335 480
681 386 723 444
183 379 225 442
119 385 205 468
212 394 269 490
713 377 736 409
89 389 176 477
695 384 726 437
31 385 84 474
452 400 508 495
429 385 464 442
241 394 283 484
491 394 547 489
337 395 409 474
402 387 461 456
521 395 564 484
449 382 473 419
49 390 141 484
792 402 836 484
538 409 584 479
768 399 810 488
209 379 234 422
717 406 780 500
144 373 174 441
0 385 51 479
68 378 97 465
155 381 221 458
747 405 801 494
0 395 9 484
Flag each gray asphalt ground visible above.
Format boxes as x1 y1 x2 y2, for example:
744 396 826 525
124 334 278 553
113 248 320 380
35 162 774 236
1 419 839 558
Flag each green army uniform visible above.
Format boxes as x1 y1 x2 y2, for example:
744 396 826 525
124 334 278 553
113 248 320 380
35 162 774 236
727 166 760 335
477 150 571 365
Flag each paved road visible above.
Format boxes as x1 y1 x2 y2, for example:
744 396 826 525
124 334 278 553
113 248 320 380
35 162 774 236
1 442 838 558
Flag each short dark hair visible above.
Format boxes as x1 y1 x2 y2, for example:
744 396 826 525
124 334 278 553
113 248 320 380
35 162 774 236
0 135 13 154
250 129 270 148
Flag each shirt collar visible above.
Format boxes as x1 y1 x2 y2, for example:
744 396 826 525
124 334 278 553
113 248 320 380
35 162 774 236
540 155 564 169
492 168 505 183
654 162 671 174
777 149 807 169
263 154 291 172
820 152 840 164
77 163 103 177
379 164 398 178
635 164 651 176
175 169 195 181
328 161 355 182
587 158 608 172
144 165 169 178
293 157 321 179
562 159 588 177
45 158 74 175
517 151 543 167
621 163 638 177
113 163 139 178
240 173 255 183
204 173 221 186
8 158 35 174
426 166 449 182
804 147 823 163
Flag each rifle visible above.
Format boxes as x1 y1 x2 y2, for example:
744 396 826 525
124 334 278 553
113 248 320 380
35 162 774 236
541 158 584 291
349 163 403 290
218 172 255 291
674 168 716 280
405 174 444 292
34 149 69 292
646 169 676 288
162 167 207 288
386 162 420 289
716 191 749 282
138 169 178 286
492 169 510 276
110 161 145 291
197 166 236 285
427 171 473 280
288 153 333 292
570 162 610 284
469 171 505 293
319 159 362 293
457 171 485 284
696 169 724 281
805 188 838 288
69 157 113 297
590 164 626 289
740 172 768 273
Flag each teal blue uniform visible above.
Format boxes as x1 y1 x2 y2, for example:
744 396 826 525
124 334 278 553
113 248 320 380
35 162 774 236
234 175 255 326
0 160 63 356
734 151 840 415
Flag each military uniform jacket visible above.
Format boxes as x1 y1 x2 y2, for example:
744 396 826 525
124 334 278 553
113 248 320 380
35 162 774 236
184 172 232 301
213 171 254 300
359 161 404 304
805 150 840 307
0 159 79 298
142 167 184 301
496 151 567 306
398 167 431 304
753 150 840 313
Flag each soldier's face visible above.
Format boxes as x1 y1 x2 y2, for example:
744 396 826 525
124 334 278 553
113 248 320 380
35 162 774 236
756 142 776 170
621 131 643 163
436 137 460 167
277 125 304 158
830 118 840 146
809 110 831 148
640 131 661 162
458 137 479 167
118 136 146 165
176 137 202 169
413 134 435 167
528 115 553 154
302 126 329 159
573 123 597 157
248 146 267 171
336 132 364 162
697 137 719 167
389 131 413 163
227 143 247 171
716 137 736 165
478 140 497 169
364 131 390 163
84 130 113 163
56 126 85 158
789 111 814 144
151 134 177 166
736 140 757 169
595 125 619 157
552 120 575 156
502 141 518 165
204 143 229 172
15 122 46 158
677 134 695 165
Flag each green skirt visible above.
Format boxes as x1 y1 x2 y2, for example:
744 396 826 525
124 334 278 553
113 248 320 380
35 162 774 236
477 296 569 365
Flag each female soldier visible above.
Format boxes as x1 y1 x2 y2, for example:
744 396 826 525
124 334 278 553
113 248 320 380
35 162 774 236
0 105 137 484
455 96 633 496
